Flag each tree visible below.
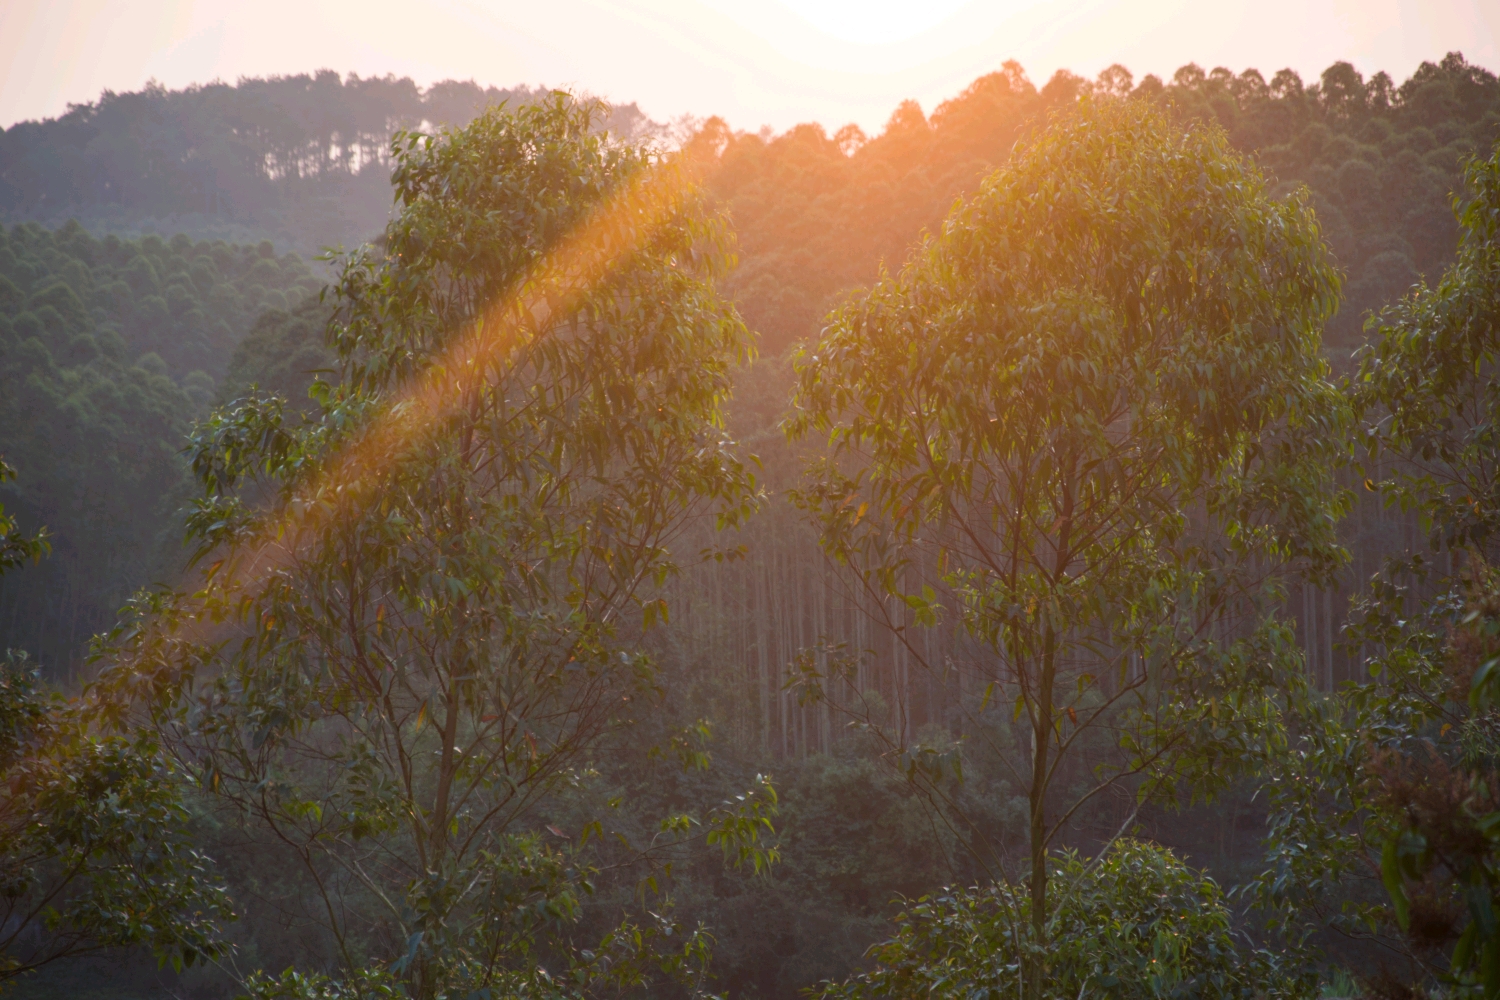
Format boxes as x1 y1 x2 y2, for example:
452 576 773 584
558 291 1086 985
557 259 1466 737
99 94 773 1000
0 663 234 986
787 99 1346 989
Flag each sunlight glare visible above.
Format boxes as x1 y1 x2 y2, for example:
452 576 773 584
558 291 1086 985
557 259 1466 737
778 0 977 45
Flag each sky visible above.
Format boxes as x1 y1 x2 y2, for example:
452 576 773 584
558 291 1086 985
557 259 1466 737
2 0 1497 134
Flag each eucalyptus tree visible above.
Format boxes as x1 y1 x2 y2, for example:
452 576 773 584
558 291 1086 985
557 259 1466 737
788 99 1347 979
101 95 773 1000
817 840 1279 1000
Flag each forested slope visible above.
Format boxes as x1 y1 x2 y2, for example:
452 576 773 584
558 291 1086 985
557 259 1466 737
0 74 660 253
0 224 318 668
5 54 1496 337
644 52 1500 767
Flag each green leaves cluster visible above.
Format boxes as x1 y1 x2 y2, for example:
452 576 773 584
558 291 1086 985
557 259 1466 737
1352 144 1500 551
1358 563 1500 997
0 457 46 574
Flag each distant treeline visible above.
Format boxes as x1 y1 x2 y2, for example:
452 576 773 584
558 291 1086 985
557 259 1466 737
4 57 1496 350
701 52 1500 354
0 73 660 252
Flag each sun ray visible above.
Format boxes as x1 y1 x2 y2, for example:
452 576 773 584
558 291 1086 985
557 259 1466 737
95 143 707 697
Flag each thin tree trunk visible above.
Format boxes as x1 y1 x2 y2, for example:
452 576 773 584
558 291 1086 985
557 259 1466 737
1028 624 1056 992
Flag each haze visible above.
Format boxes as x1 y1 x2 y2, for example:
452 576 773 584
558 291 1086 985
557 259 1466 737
3 0 1496 133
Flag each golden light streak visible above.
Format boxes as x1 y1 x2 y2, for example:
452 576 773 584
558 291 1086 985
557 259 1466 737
75 148 709 707
226 154 699 589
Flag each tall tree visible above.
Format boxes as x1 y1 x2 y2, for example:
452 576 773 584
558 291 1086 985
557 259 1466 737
100 95 772 1000
1353 137 1500 552
788 99 1347 985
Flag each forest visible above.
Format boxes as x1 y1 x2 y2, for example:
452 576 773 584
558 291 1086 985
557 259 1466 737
0 49 1499 1000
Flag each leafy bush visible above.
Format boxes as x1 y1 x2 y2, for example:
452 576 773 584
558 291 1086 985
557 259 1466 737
0 653 233 985
819 841 1297 1000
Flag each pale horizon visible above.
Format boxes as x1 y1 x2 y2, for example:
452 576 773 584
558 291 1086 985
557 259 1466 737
3 0 1497 136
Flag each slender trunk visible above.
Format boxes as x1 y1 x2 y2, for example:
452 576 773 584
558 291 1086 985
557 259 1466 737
778 547 789 759
416 679 463 1000
1029 624 1056 951
1027 473 1072 995
817 564 830 753
757 559 770 751
1325 584 1334 690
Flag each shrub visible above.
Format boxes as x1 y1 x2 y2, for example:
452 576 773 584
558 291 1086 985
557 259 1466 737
819 841 1298 1000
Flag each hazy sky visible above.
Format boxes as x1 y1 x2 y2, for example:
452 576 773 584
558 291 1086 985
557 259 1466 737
3 0 1497 134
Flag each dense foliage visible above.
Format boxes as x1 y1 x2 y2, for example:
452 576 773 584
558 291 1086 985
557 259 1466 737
1353 136 1500 551
0 476 230 988
1238 137 1500 998
0 223 318 668
0 654 233 987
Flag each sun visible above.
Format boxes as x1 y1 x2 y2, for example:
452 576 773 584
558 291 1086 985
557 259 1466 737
777 0 975 46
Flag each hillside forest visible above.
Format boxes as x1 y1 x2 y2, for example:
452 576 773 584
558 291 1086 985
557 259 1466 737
0 51 1499 1000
